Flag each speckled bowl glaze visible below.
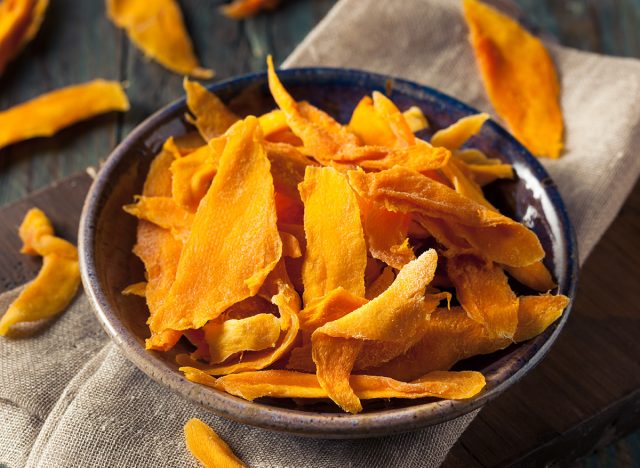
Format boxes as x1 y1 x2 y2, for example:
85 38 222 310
79 68 578 439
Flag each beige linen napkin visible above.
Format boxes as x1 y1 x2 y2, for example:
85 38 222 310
2 0 640 467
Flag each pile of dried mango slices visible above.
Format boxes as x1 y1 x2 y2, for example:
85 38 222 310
123 57 569 414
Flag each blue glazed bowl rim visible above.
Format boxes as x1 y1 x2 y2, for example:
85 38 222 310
79 66 578 438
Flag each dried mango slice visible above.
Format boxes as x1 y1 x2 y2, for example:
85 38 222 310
347 167 544 267
267 56 358 163
335 141 450 173
107 0 213 78
463 0 563 158
221 0 279 19
431 113 489 150
203 313 281 364
505 261 556 292
447 255 518 339
178 262 301 375
280 231 302 259
122 281 147 297
371 294 569 381
299 287 368 336
358 197 414 270
258 109 288 137
265 142 318 202
151 117 281 333
371 91 415 147
0 80 129 150
170 145 218 211
184 418 246 468
442 159 495 210
124 196 194 242
184 79 239 140
464 162 514 186
299 166 367 305
211 369 485 403
403 106 429 132
312 249 440 413
0 208 79 335
0 0 48 75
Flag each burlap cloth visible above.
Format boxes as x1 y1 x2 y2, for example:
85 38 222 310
2 0 640 466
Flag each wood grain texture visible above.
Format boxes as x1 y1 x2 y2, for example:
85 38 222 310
0 1 639 466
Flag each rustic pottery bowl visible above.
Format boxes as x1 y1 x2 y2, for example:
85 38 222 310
79 68 578 438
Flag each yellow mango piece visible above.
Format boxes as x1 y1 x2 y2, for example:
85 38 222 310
0 80 129 150
312 249 441 413
124 196 194 242
267 56 358 163
122 281 147 297
106 0 213 78
280 231 302 259
463 0 563 158
151 117 281 333
441 158 495 210
184 79 239 140
299 287 368 336
403 106 429 132
371 294 569 381
265 141 318 202
211 369 485 403
358 197 414 270
299 166 367 305
347 167 544 267
221 0 279 19
348 96 396 147
258 109 288 136
365 267 395 300
505 261 556 292
372 91 415 147
431 113 489 150
447 255 519 339
0 208 79 335
0 0 48 75
178 262 301 375
184 418 246 468
203 314 281 364
464 162 514 186
170 144 219 211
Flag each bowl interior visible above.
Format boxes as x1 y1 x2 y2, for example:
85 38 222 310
80 68 577 438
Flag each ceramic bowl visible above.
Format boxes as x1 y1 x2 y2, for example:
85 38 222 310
79 68 578 438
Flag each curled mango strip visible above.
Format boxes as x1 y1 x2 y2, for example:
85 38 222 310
371 294 569 381
170 145 218 211
335 141 451 173
463 0 563 158
184 418 246 468
371 91 415 147
431 113 489 150
347 167 544 267
210 369 485 403
312 250 440 413
151 117 281 333
358 197 414 270
299 166 367 305
0 208 79 335
107 0 213 78
299 287 368 336
203 313 281 364
221 0 280 19
0 0 48 75
267 55 359 163
184 79 239 140
441 159 495 210
124 196 193 243
0 80 129 150
122 281 147 297
505 261 556 292
447 255 519 339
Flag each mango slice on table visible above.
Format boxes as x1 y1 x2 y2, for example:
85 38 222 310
463 0 563 158
0 80 129 150
0 208 79 335
0 0 48 75
106 0 213 78
184 418 246 468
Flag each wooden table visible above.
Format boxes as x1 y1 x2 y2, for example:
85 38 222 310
1 1 638 466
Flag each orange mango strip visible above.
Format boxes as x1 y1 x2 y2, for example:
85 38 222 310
123 196 194 243
280 231 302 259
463 0 563 158
312 249 441 413
465 162 514 186
265 141 318 202
122 281 147 297
106 0 213 78
358 196 415 270
447 255 519 339
128 147 183 351
371 294 569 381
299 166 367 305
178 261 301 375
170 145 219 211
0 0 48 75
0 80 129 150
347 167 544 267
442 159 495 210
184 79 239 140
184 418 246 468
186 369 485 403
258 109 288 137
371 91 415 147
202 313 281 364
267 55 359 163
150 117 282 333
431 113 489 150
221 0 280 19
0 208 79 335
504 262 556 293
